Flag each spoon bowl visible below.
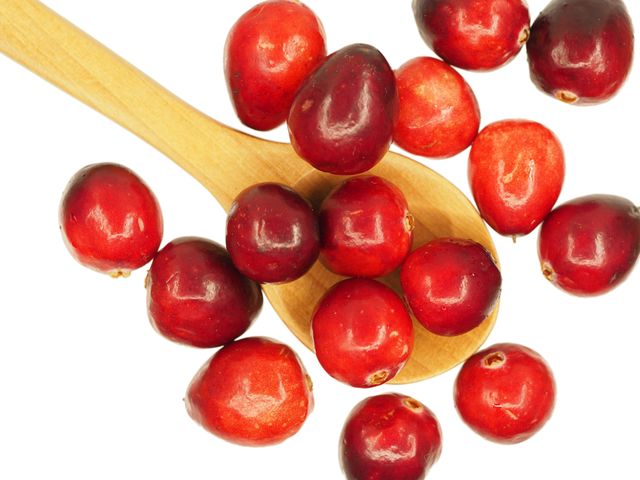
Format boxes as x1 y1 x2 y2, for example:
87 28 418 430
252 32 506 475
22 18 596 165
0 0 498 382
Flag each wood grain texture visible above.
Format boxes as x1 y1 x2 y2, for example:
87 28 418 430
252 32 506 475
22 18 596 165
0 0 498 383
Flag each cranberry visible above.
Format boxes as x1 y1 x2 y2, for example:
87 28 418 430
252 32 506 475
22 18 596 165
319 176 413 278
527 0 634 105
340 393 442 480
186 337 313 446
538 195 640 296
226 183 319 284
288 43 398 175
400 238 501 336
146 237 262 348
224 0 326 130
59 163 163 277
413 0 530 71
468 120 565 237
454 343 556 444
311 278 413 388
394 56 480 159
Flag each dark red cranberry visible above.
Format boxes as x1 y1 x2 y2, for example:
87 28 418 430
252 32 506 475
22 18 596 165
146 237 262 348
288 43 398 175
311 278 413 388
413 0 531 71
319 176 413 278
186 337 313 446
59 163 163 277
400 238 501 336
394 56 480 159
527 0 634 105
468 120 565 237
340 393 442 479
224 0 326 130
454 343 556 444
226 183 319 284
538 195 640 296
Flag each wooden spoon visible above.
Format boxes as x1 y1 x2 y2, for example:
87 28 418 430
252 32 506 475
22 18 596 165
0 0 498 383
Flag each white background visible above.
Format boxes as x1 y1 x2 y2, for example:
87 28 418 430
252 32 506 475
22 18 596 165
0 1 638 478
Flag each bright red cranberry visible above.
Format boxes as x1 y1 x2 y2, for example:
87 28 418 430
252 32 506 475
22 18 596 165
394 56 480 159
319 176 413 278
224 0 326 130
538 195 640 296
59 163 163 277
340 393 442 480
146 237 262 348
226 183 319 284
527 0 634 105
413 0 530 71
186 337 313 446
468 120 565 237
288 44 398 175
400 238 501 336
454 343 556 444
311 278 413 388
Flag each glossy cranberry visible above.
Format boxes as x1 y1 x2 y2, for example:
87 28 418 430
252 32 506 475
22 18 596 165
468 120 565 237
413 0 530 71
311 278 413 388
538 195 640 296
146 237 262 348
224 0 326 130
186 337 313 446
319 176 413 278
527 0 634 105
400 238 501 336
454 343 556 444
288 44 398 175
59 163 163 277
226 183 319 284
340 393 442 480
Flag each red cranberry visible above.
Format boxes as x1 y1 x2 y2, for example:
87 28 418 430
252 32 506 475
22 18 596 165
226 183 319 284
394 57 480 159
186 337 313 446
319 176 413 278
146 237 262 348
311 278 413 388
59 163 163 277
288 44 398 175
340 393 442 480
468 120 565 237
454 343 556 444
527 0 634 105
400 238 501 336
538 195 640 296
413 0 530 71
224 0 326 130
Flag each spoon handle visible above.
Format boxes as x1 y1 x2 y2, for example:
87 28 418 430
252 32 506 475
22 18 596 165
0 0 306 209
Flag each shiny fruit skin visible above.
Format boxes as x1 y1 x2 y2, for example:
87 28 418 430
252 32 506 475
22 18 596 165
538 194 640 296
400 238 501 336
340 393 442 480
319 176 413 278
224 0 326 130
226 183 320 284
59 163 163 277
468 120 565 237
311 278 413 388
288 43 398 175
527 0 634 105
394 57 480 159
454 343 556 444
146 237 262 348
185 337 313 446
413 0 531 71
